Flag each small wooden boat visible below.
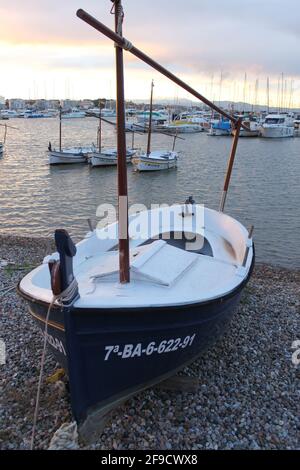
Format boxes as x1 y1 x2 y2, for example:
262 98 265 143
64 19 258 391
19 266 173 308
133 80 179 172
132 150 177 171
90 148 135 166
48 146 93 165
19 2 254 433
18 204 254 425
88 106 136 166
48 106 93 165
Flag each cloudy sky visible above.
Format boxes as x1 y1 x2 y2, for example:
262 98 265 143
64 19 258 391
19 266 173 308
1 0 300 105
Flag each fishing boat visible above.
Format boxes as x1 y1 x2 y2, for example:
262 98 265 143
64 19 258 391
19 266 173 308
48 146 93 165
260 113 294 138
132 80 179 172
132 150 177 171
48 106 93 165
18 2 254 433
90 148 135 167
88 106 136 167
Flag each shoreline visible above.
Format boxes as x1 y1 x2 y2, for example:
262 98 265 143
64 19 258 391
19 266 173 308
0 235 299 450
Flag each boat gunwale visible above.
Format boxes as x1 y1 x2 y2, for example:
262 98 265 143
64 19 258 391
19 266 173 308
16 244 255 318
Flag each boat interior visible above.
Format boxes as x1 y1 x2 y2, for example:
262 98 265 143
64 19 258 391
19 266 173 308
20 205 253 308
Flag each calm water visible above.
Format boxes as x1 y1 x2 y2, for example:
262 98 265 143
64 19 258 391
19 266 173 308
0 118 299 268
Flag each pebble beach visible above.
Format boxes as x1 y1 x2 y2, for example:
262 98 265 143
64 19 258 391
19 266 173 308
0 235 299 450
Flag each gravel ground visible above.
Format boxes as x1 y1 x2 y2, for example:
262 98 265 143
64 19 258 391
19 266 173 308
0 235 299 450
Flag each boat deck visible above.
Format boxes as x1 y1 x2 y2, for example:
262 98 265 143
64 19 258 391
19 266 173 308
20 205 253 309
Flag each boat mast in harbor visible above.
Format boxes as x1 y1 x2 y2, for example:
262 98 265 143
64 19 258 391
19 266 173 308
146 80 154 155
59 104 62 152
97 103 102 152
113 0 130 283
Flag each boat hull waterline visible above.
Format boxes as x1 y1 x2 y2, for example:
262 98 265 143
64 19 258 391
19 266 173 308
48 147 94 165
89 149 136 167
132 151 178 171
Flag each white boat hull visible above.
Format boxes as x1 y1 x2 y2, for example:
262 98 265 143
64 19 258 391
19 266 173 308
208 129 231 136
132 151 178 171
90 149 135 167
260 126 294 138
163 124 202 134
49 150 87 165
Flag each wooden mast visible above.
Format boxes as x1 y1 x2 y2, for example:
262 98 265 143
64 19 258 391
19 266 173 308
146 80 154 155
113 0 130 283
59 104 62 152
98 102 102 152
219 118 242 212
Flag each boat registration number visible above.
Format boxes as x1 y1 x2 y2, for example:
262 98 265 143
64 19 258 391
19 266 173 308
104 334 196 361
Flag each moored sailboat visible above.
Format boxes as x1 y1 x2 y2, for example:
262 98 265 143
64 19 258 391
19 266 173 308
18 2 254 436
88 105 136 167
48 106 93 165
132 80 179 172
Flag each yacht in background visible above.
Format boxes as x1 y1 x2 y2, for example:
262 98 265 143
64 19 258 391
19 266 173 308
260 113 294 138
294 114 300 136
162 122 203 134
24 110 47 119
62 108 86 119
0 110 18 119
208 119 231 136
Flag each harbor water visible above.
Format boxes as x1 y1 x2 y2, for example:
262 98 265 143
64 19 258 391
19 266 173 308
0 118 299 268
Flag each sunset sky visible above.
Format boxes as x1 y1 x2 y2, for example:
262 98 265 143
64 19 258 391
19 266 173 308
1 0 300 106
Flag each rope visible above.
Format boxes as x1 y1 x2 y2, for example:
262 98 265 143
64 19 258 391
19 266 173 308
122 38 133 51
30 278 78 450
111 1 133 51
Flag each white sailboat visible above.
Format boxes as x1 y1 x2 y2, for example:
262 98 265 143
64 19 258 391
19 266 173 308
132 150 178 171
132 80 179 172
88 106 136 167
48 106 93 165
260 113 294 138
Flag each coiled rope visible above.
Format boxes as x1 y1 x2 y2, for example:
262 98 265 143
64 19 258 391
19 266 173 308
30 278 78 450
